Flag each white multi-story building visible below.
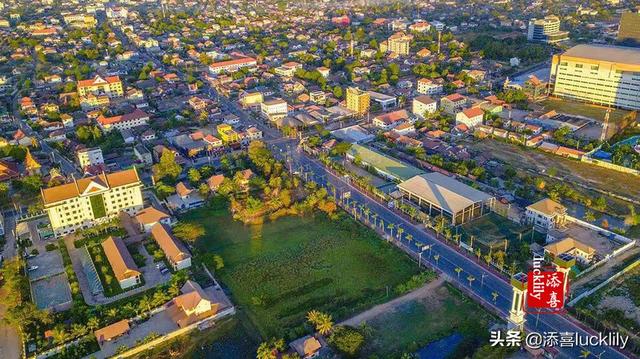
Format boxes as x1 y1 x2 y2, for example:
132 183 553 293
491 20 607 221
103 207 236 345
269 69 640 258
455 107 484 129
260 98 288 121
413 95 437 118
77 147 104 170
42 168 144 236
208 57 257 75
550 44 640 110
525 198 568 232
417 78 443 95
97 109 150 132
527 16 569 43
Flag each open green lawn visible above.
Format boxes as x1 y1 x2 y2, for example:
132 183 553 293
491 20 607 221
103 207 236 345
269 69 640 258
182 204 422 340
361 283 497 358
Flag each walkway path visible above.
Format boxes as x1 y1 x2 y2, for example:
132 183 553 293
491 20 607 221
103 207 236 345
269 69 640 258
0 288 21 359
340 277 445 327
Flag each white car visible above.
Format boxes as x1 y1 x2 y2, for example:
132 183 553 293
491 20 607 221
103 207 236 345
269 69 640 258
27 265 39 271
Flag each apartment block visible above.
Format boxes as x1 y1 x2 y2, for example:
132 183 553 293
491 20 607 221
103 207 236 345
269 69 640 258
42 168 144 236
550 44 640 110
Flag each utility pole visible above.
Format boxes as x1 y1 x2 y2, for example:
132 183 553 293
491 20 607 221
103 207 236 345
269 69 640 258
437 30 442 55
600 107 611 143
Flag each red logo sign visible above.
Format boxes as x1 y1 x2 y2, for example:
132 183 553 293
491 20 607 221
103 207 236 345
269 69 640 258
527 271 564 311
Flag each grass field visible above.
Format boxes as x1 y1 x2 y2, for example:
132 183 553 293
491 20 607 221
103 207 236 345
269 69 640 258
360 283 497 358
183 204 422 340
460 213 533 249
131 318 259 359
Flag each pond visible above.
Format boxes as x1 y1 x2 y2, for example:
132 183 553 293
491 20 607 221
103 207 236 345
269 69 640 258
415 332 464 359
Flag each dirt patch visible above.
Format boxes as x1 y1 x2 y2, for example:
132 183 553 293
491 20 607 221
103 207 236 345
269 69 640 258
599 296 640 325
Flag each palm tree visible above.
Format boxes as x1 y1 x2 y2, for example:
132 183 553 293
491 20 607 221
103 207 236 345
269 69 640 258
475 248 481 260
71 323 86 338
363 206 371 224
139 295 152 313
316 313 334 335
371 213 378 228
51 325 68 345
433 254 440 266
107 308 118 319
492 291 499 304
87 317 100 332
397 226 405 242
387 223 395 239
580 349 592 358
406 234 413 246
455 267 463 279
467 275 475 287
306 310 321 325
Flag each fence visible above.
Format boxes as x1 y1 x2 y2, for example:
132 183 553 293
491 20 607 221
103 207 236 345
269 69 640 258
567 259 640 307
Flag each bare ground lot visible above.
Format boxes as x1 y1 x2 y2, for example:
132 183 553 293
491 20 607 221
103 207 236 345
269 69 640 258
466 139 640 207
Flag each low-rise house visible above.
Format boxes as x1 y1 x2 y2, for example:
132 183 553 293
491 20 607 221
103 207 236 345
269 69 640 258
525 198 567 232
95 319 130 345
207 174 225 192
372 109 409 130
151 223 191 270
544 237 596 263
134 144 153 166
167 182 205 211
101 236 142 289
290 335 322 359
135 206 171 232
167 280 220 328
455 107 484 129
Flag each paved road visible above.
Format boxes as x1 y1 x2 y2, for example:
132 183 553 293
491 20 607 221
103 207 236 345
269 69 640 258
276 144 632 359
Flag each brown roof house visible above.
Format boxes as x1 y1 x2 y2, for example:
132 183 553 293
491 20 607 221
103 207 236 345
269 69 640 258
525 198 567 232
544 237 596 264
290 335 322 358
167 280 220 328
150 223 192 270
135 206 171 232
167 182 205 212
206 174 225 192
95 319 130 345
102 236 142 290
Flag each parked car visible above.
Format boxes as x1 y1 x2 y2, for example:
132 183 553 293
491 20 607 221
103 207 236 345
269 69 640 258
160 268 170 275
27 265 38 271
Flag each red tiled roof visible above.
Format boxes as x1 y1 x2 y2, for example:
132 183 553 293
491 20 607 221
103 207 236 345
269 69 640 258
78 75 121 88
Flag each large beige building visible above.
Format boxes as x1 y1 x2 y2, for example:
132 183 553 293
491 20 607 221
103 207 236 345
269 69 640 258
42 168 144 236
346 87 370 116
380 32 413 56
77 75 124 98
550 44 640 110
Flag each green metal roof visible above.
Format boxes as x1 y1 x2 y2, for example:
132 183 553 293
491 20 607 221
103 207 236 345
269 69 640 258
347 144 424 181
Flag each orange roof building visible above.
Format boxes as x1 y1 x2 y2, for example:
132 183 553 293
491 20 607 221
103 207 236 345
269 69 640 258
101 236 142 289
77 75 124 98
150 223 191 270
41 168 144 237
95 319 130 344
135 206 171 232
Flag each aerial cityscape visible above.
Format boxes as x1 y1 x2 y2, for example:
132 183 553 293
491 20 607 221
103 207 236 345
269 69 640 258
0 0 639 358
